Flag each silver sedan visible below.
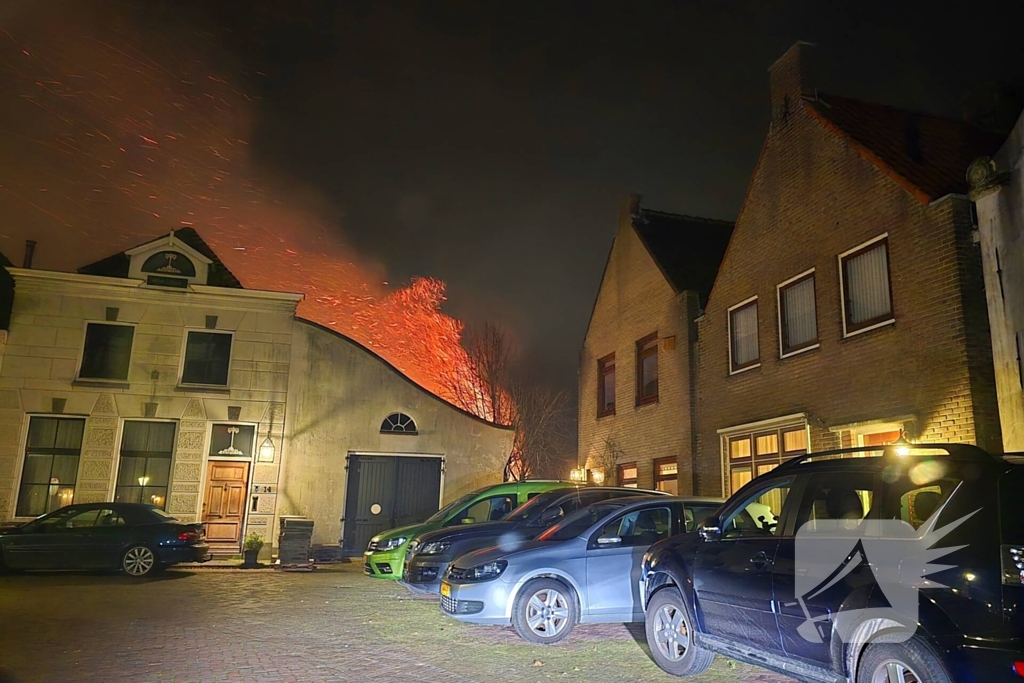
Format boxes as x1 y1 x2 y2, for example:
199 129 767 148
438 496 722 643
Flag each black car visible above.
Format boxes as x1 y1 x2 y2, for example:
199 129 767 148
640 443 1024 683
402 486 679 594
0 503 211 576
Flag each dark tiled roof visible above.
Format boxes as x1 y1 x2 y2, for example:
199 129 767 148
805 94 1008 203
78 228 243 288
632 209 734 305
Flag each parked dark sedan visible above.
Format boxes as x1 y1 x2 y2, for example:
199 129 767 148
0 503 210 576
402 486 675 594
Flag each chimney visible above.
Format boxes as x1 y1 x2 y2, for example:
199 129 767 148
620 193 642 226
22 240 36 269
768 41 815 129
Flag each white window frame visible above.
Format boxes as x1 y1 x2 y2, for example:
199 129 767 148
776 268 819 359
838 233 895 338
75 320 137 383
728 295 760 375
178 329 234 388
112 418 180 510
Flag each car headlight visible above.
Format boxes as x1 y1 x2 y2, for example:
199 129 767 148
419 541 451 556
376 537 407 552
449 560 507 582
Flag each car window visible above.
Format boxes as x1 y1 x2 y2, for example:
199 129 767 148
502 490 569 522
95 509 125 527
450 495 514 525
31 507 80 533
876 464 963 531
425 490 486 523
597 507 672 548
793 472 874 533
684 504 720 533
723 478 793 539
539 502 625 542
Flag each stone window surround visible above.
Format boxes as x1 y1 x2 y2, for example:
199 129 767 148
113 418 179 510
75 320 136 386
13 414 87 517
838 233 895 338
728 295 760 375
776 268 820 359
718 413 808 496
177 328 235 389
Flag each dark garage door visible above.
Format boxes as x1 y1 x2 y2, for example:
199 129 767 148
341 455 443 556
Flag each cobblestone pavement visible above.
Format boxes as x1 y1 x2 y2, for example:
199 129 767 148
0 565 795 683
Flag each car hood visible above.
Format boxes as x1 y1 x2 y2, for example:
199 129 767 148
372 522 433 545
450 539 553 568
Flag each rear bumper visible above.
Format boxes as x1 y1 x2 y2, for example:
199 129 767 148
156 544 211 566
363 550 403 578
945 643 1024 681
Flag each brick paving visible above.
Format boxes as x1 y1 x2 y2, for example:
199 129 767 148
0 565 794 683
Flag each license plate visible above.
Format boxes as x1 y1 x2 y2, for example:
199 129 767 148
440 581 451 598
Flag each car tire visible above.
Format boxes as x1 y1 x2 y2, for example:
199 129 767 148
645 587 714 677
856 639 952 683
511 578 578 644
121 545 158 577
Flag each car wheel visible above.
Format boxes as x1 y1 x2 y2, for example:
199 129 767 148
121 545 158 577
645 587 714 677
512 578 578 644
857 640 952 683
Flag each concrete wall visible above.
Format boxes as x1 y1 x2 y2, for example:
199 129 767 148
0 268 299 551
280 320 514 546
578 199 698 493
974 109 1024 452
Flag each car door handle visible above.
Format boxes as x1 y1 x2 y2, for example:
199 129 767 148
749 551 771 569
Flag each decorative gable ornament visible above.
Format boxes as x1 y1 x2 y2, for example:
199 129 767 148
125 230 212 288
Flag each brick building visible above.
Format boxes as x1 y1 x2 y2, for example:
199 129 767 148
694 43 1004 497
969 107 1024 452
578 196 732 492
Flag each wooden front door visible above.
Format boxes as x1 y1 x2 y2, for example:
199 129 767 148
202 461 249 546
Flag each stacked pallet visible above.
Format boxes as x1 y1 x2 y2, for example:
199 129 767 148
277 516 314 570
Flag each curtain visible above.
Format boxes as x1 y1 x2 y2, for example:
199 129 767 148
782 276 817 348
731 303 759 366
845 243 891 325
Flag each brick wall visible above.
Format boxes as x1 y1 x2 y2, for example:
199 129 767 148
694 44 1001 496
578 197 698 493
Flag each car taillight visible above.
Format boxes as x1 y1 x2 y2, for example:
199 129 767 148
1002 545 1024 585
179 530 200 542
1013 661 1024 677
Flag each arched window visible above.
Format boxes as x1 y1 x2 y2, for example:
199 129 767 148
380 412 417 434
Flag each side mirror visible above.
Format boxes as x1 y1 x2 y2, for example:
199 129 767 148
698 517 722 542
461 517 475 525
596 535 622 546
539 507 562 523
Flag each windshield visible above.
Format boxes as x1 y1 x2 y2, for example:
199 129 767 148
425 490 486 523
538 502 625 542
502 489 574 522
148 507 178 521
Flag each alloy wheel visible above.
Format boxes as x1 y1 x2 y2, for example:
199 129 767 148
524 588 570 638
870 659 922 683
652 603 690 661
123 546 155 576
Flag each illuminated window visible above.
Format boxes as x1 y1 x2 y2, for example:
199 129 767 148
722 424 808 495
79 322 134 381
381 412 417 434
778 271 818 356
114 421 175 510
729 298 759 373
840 235 893 336
636 334 659 405
16 417 85 517
597 354 616 417
654 458 678 494
618 463 638 488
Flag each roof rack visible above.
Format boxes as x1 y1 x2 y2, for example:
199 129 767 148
773 442 999 474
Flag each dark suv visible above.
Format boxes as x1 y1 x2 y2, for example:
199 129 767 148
402 486 670 594
640 444 1024 682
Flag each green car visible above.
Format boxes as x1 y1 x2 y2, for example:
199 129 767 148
362 480 572 579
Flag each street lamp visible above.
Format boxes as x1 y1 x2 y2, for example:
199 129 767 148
591 469 605 485
258 435 275 462
892 430 912 457
569 467 586 483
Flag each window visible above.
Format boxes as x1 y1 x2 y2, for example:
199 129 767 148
723 478 794 539
794 472 874 533
636 334 659 404
16 417 85 517
181 330 232 386
684 504 719 532
381 412 417 434
596 506 672 547
654 457 678 494
79 323 134 381
723 423 807 496
840 235 894 336
597 354 616 417
114 421 176 509
778 271 818 356
450 495 515 525
618 463 638 488
209 423 255 456
728 298 759 373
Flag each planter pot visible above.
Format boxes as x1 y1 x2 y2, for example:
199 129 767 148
243 548 260 567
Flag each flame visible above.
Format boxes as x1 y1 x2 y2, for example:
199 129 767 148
0 3 485 412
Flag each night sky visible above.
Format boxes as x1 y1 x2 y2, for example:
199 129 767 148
3 0 1024 409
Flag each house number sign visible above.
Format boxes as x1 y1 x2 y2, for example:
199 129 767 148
252 484 276 494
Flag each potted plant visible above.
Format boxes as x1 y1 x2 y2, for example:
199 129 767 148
242 532 264 567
